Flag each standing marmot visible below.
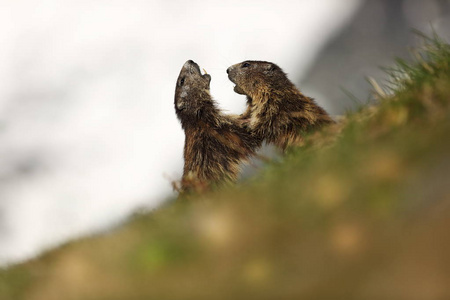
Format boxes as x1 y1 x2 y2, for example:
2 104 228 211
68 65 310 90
227 60 334 151
175 60 260 192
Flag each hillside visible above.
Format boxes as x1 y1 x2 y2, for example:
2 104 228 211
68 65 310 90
1 36 450 300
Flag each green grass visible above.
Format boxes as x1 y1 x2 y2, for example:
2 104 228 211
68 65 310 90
2 36 450 300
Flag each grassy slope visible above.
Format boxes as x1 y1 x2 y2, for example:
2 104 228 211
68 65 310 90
1 37 450 300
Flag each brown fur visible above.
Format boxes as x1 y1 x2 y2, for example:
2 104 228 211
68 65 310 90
227 60 334 151
174 60 260 192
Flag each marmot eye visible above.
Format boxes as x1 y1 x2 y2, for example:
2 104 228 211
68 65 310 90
241 62 250 68
180 77 185 86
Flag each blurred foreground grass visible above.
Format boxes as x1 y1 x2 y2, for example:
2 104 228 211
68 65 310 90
2 36 450 300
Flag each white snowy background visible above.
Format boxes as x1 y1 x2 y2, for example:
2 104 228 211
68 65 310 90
0 0 362 266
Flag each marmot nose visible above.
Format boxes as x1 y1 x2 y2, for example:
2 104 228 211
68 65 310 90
226 67 230 74
187 60 194 64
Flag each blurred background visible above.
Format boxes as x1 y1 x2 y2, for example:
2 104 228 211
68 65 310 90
0 0 449 266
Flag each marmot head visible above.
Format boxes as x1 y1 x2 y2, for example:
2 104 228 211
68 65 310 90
175 60 212 121
227 61 290 100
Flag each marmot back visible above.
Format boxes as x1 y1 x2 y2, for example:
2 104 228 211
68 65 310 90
174 60 260 192
227 60 334 151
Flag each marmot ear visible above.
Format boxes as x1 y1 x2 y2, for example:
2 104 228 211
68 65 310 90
176 99 186 111
264 64 276 74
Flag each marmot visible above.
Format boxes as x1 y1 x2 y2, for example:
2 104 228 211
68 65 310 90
174 60 260 192
227 60 334 151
